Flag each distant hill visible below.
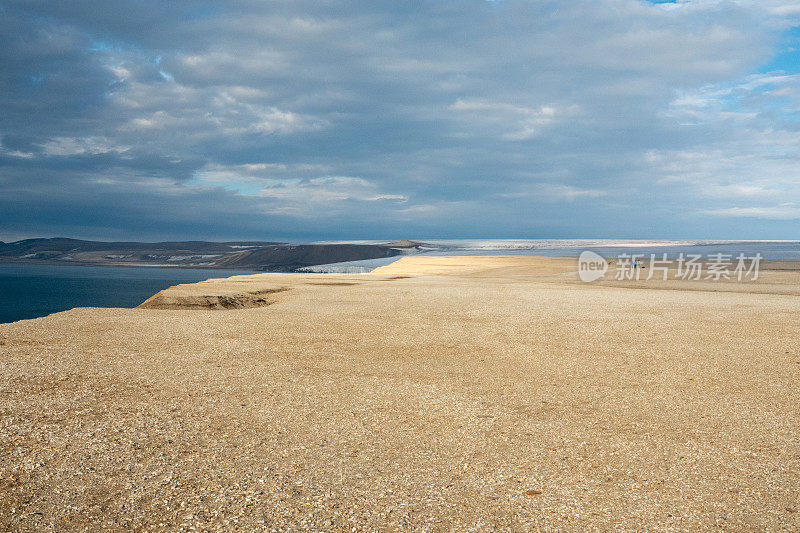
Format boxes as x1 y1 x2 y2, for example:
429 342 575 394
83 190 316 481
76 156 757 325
0 238 407 272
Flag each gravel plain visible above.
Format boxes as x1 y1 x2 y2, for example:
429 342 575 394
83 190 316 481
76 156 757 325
1 256 799 531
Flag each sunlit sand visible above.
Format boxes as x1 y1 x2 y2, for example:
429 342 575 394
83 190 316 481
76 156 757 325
1 256 799 530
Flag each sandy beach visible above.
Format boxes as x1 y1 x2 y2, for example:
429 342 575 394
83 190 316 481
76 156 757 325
1 256 799 531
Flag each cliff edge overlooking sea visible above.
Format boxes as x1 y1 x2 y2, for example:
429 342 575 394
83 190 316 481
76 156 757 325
1 256 799 530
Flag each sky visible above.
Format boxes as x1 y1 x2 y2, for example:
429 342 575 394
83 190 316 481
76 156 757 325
1 0 800 242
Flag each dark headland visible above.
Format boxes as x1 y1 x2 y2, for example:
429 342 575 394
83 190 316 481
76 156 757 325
0 238 425 272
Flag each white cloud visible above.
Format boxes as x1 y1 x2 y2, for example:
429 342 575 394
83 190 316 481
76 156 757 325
702 184 778 198
0 141 34 159
258 176 407 204
117 81 325 138
668 72 800 125
449 99 577 140
535 184 608 201
704 204 800 219
191 165 408 214
38 137 130 157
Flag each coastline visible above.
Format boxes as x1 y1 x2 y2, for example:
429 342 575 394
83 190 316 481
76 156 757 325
0 264 259 324
2 255 799 530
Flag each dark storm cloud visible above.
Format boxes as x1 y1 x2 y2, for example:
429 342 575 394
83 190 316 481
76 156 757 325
1 0 800 240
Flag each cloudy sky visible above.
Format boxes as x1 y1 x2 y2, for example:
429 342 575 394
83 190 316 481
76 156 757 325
1 0 800 241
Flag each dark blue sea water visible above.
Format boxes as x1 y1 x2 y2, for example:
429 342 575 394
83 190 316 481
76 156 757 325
0 264 255 324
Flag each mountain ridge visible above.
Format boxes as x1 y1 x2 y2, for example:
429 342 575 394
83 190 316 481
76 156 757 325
0 238 415 272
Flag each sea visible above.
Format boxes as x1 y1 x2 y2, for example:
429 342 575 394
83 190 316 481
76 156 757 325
0 264 254 324
302 239 800 272
2 240 799 324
